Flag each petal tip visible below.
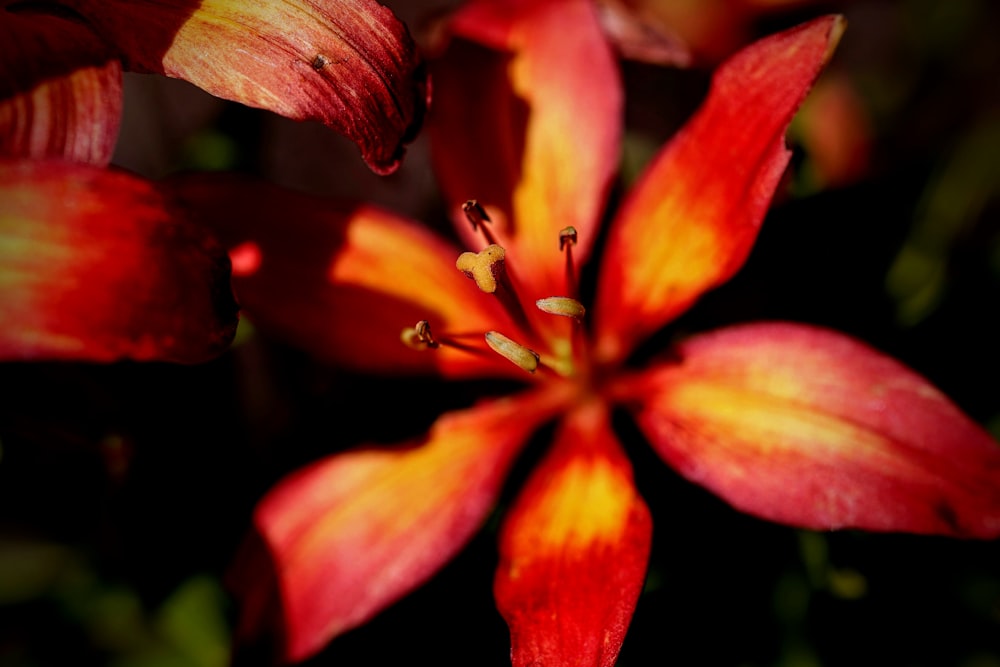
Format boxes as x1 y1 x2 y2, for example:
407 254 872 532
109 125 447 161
824 15 848 64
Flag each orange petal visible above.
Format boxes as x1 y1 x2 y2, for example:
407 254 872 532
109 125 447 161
0 159 238 363
429 0 621 302
629 322 1000 537
253 389 568 662
495 400 652 667
170 173 520 379
0 8 122 164
65 0 428 174
593 15 845 364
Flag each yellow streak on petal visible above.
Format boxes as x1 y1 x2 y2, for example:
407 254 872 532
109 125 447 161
163 5 307 114
622 180 727 321
292 440 463 567
660 380 913 481
499 3 619 297
270 392 572 570
281 399 541 583
511 455 633 556
509 46 580 231
257 388 579 661
327 208 490 324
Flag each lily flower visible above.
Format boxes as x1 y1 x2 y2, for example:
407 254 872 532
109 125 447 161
176 1 1000 664
0 0 428 173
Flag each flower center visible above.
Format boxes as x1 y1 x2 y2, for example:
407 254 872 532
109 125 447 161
401 200 588 379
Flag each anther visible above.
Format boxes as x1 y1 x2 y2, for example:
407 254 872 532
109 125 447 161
463 199 499 246
401 319 439 350
485 331 539 374
463 200 491 228
456 244 505 293
536 296 586 320
559 226 578 251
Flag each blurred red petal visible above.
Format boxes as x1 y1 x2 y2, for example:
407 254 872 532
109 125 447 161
429 0 620 307
594 15 845 364
64 0 428 174
593 0 693 66
0 8 122 164
170 173 520 379
254 389 568 662
794 71 873 189
631 322 1000 537
0 159 238 363
622 0 821 65
495 400 652 667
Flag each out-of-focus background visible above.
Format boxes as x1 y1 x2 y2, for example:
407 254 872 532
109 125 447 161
1 0 998 665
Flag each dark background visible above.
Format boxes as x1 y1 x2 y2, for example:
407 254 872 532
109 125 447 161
1 0 998 665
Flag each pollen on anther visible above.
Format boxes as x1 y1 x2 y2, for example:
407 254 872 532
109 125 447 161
485 331 539 373
456 244 505 293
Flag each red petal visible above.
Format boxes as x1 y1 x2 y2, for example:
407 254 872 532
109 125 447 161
0 159 238 363
495 400 652 667
593 15 845 364
253 389 567 662
0 8 122 164
63 0 428 174
170 173 521 379
593 0 693 66
793 71 873 189
630 322 1000 537
429 0 621 304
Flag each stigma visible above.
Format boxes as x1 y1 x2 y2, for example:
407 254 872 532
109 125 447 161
456 245 505 293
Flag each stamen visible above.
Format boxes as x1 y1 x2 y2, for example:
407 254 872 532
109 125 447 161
463 199 499 247
401 320 490 356
485 331 539 374
560 226 579 297
456 244 505 293
536 296 586 320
